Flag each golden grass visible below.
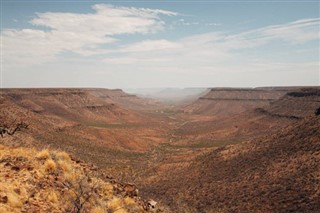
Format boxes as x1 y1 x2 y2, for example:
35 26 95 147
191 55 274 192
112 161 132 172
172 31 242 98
113 208 128 213
36 149 50 160
47 190 59 203
0 144 146 213
99 182 114 198
7 192 23 208
90 206 105 213
44 159 57 173
108 197 123 211
57 160 71 172
123 197 136 206
55 151 71 162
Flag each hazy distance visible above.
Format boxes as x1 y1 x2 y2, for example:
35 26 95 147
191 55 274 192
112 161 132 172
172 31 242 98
124 88 209 103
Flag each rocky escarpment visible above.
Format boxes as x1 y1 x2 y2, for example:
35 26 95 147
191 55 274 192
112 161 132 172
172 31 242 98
0 88 145 124
255 88 320 119
184 88 289 116
87 88 160 110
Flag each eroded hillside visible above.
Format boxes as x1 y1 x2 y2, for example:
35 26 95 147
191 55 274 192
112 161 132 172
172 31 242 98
143 114 320 212
1 87 320 212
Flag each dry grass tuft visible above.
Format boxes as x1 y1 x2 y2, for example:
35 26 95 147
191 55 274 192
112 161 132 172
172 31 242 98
113 208 127 213
44 159 57 173
123 197 136 206
47 190 59 203
90 206 105 213
108 197 123 211
57 160 71 172
99 182 113 198
55 151 71 161
7 191 23 208
36 149 50 160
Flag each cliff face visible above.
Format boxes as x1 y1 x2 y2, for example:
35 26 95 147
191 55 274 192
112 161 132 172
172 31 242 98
1 88 145 124
87 89 160 110
256 88 320 119
184 88 289 116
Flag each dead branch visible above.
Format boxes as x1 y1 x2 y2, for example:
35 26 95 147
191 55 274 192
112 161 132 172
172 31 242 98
0 122 29 138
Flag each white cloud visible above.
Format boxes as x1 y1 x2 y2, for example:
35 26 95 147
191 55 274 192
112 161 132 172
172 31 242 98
30 4 177 36
173 18 220 27
2 4 319 88
103 18 319 67
227 18 320 46
262 18 320 44
2 4 177 66
96 17 319 88
119 39 182 52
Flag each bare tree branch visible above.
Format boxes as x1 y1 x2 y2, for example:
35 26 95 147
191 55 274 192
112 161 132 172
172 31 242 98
0 122 29 138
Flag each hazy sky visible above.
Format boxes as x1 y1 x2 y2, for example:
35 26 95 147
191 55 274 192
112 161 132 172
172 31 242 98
1 0 319 88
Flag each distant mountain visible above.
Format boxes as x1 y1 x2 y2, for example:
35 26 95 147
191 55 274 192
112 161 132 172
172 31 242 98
124 88 209 104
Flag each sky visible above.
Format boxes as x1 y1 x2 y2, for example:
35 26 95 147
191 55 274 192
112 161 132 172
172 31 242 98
1 0 319 88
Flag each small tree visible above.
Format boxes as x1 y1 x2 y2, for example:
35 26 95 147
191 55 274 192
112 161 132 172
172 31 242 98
63 174 100 213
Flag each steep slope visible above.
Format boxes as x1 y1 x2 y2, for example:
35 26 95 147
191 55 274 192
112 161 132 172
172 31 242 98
0 144 157 213
143 114 320 212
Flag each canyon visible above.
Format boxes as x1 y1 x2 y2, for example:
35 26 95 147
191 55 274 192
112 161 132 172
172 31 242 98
1 87 319 212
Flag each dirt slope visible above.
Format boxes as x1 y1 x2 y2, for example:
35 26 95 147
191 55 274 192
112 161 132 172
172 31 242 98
142 89 320 213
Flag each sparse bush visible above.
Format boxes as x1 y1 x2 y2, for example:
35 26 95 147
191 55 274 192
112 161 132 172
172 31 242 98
64 175 100 213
